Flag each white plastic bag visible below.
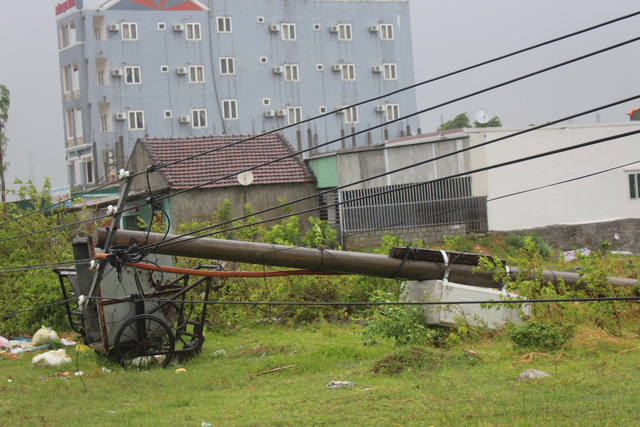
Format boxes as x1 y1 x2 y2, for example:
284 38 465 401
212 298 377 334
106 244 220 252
31 326 59 346
32 349 71 367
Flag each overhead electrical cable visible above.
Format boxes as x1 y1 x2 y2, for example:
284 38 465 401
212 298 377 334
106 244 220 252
2 10 638 230
3 35 640 245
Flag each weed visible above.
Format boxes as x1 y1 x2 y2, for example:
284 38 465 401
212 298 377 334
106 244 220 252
509 321 575 350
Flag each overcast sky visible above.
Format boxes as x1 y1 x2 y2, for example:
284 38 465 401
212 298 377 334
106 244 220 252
1 0 639 197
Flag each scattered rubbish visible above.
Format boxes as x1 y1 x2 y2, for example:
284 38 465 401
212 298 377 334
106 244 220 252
7 375 13 383
563 248 591 262
74 371 84 377
106 411 116 414
31 326 59 346
327 381 354 389
59 338 77 346
32 349 71 367
131 355 166 366
101 367 112 373
175 368 187 374
0 336 9 348
201 422 212 427
516 369 551 381
75 344 91 352
211 349 227 358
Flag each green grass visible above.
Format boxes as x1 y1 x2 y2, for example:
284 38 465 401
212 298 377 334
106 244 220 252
2 322 640 426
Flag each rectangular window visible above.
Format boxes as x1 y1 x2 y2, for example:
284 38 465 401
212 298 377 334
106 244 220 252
124 66 141 84
288 106 302 125
222 99 238 120
341 64 356 81
284 64 299 82
629 173 640 199
386 104 400 121
84 160 94 185
337 23 352 41
383 63 397 80
164 110 172 119
100 114 108 132
380 23 394 41
186 22 201 40
217 17 232 33
345 106 359 124
189 65 205 83
192 109 208 128
122 22 138 40
281 23 296 41
219 57 235 75
128 110 145 130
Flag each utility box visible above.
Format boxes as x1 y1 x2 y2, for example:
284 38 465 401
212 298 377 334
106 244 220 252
401 280 530 329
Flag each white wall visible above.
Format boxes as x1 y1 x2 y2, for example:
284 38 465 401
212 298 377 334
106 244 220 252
467 123 640 231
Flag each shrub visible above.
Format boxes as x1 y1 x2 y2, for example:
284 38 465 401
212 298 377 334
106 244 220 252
509 321 575 350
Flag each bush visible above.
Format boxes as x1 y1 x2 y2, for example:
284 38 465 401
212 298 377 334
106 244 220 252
509 321 574 350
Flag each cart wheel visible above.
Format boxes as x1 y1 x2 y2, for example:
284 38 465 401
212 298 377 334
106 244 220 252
114 314 175 369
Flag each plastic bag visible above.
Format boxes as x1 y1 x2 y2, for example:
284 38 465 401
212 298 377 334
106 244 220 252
32 349 71 367
31 326 59 346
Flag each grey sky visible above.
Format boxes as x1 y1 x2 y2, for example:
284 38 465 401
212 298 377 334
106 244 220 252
1 0 639 198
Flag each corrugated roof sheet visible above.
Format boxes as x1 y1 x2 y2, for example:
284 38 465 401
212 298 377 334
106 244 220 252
139 133 316 190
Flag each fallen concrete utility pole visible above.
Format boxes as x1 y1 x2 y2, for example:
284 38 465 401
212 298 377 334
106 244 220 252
93 228 638 289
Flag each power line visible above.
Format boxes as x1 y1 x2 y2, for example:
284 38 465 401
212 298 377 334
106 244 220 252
3 34 640 247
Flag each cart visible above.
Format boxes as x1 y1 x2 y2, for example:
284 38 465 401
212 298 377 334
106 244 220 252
54 237 220 369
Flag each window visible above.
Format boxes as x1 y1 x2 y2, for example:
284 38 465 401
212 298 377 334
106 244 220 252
219 57 235 75
189 65 205 83
386 104 400 121
383 63 397 80
124 66 141 84
288 107 302 125
319 106 327 114
217 17 232 33
260 56 268 64
100 114 108 132
192 109 208 128
257 16 265 24
84 159 94 185
97 70 105 86
380 23 394 40
222 99 238 120
281 23 296 41
122 22 138 40
337 23 352 41
158 23 166 30
341 64 356 81
316 64 324 71
164 110 172 119
284 64 299 81
263 98 271 106
629 173 640 199
344 106 359 124
128 110 145 130
160 65 169 73
186 23 201 40
313 23 321 31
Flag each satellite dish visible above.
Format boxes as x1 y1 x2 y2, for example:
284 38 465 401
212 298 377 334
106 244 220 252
237 171 254 186
475 109 493 124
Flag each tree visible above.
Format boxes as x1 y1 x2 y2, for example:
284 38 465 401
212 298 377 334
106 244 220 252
0 85 9 204
474 116 502 128
438 113 471 131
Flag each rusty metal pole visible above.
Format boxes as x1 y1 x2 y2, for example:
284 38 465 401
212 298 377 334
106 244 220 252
92 228 638 289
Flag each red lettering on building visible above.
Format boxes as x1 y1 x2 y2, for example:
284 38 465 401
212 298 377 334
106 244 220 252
55 0 76 16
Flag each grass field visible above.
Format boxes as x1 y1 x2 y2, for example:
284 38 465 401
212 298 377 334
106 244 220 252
2 321 640 426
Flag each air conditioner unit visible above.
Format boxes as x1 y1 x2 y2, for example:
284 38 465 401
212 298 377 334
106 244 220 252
373 65 383 73
180 115 190 123
116 112 126 120
265 110 275 118
273 66 283 74
109 24 120 32
270 24 280 32
177 67 188 75
174 24 184 31
376 105 386 112
112 68 123 76
336 108 346 114
370 25 380 32
333 64 342 71
276 109 287 117
330 25 339 33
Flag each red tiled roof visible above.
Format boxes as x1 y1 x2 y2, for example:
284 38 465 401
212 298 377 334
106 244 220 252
139 133 316 190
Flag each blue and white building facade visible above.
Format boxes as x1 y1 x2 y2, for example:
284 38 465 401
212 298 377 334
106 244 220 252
56 0 418 188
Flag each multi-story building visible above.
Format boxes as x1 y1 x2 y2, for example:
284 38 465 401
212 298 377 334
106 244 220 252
56 0 418 189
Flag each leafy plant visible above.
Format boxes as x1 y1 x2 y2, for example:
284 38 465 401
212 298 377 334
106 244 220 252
509 321 574 350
